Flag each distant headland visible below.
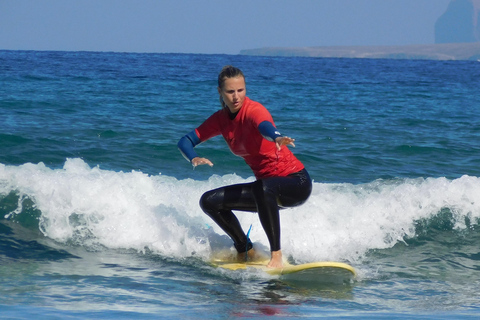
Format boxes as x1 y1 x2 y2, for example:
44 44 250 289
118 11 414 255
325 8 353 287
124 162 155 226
239 42 480 61
241 0 480 61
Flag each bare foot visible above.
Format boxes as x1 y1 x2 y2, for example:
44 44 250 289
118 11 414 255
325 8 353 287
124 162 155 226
266 250 283 268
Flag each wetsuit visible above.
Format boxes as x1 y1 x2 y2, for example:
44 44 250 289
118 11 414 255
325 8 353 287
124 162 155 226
178 97 312 252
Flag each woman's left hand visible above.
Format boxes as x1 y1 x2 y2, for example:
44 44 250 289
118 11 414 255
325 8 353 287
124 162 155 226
275 136 295 151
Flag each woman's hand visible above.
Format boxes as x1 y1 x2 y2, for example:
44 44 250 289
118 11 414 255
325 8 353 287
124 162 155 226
191 157 214 167
275 136 296 151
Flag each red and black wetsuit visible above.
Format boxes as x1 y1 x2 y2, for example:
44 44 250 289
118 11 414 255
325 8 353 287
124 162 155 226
178 97 312 252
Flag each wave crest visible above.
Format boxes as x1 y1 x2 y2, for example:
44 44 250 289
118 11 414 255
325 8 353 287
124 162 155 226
1 159 479 263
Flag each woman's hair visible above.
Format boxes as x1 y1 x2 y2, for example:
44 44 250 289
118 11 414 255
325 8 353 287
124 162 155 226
217 65 245 89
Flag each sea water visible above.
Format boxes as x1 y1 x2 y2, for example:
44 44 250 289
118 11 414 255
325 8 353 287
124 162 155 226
1 50 480 319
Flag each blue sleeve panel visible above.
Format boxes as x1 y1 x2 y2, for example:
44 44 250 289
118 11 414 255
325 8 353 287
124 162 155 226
258 121 282 142
177 130 201 162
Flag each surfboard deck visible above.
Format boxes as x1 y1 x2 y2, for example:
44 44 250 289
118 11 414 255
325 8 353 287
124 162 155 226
212 259 356 284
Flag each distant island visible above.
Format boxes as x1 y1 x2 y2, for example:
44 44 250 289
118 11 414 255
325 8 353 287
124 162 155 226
239 42 480 61
241 0 480 61
435 0 480 43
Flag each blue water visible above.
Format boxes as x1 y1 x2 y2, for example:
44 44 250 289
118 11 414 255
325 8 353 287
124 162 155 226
1 50 480 319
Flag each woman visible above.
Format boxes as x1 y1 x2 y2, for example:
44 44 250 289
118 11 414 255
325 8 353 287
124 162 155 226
177 66 312 268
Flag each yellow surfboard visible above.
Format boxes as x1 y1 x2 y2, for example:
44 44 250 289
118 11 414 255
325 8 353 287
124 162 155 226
213 259 356 284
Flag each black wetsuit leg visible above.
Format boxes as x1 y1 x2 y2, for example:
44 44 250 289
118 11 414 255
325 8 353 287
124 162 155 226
253 169 312 251
199 169 312 252
199 183 257 252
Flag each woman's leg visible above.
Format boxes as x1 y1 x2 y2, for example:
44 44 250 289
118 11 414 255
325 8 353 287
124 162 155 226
253 169 312 252
199 182 257 253
252 169 312 267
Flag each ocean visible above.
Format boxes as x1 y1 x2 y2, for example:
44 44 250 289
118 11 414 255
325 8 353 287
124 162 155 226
0 50 479 319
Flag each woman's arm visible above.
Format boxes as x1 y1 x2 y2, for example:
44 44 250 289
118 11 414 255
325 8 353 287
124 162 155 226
177 130 200 162
177 130 214 167
258 121 295 150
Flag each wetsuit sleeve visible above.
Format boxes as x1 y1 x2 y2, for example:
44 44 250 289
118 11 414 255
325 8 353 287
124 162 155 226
258 121 283 142
177 130 200 162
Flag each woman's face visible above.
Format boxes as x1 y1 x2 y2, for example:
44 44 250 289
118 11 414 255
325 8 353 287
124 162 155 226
218 76 246 113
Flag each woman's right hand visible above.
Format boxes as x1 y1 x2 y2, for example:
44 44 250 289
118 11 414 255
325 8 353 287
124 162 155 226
191 157 214 167
275 136 296 151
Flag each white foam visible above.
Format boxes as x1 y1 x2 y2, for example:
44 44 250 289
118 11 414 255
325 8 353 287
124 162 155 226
1 159 479 263
281 176 480 263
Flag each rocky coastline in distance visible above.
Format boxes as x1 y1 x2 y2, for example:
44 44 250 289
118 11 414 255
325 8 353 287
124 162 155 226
240 42 480 61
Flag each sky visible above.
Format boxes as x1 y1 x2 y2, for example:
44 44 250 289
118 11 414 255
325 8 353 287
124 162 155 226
0 0 451 54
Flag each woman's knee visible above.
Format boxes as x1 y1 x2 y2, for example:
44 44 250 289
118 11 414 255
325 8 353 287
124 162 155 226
199 188 225 216
199 191 214 214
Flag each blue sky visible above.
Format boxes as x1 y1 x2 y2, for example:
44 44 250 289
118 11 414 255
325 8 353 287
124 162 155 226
0 0 451 54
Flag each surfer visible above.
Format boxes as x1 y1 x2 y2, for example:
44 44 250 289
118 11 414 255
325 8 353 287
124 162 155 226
177 65 312 268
